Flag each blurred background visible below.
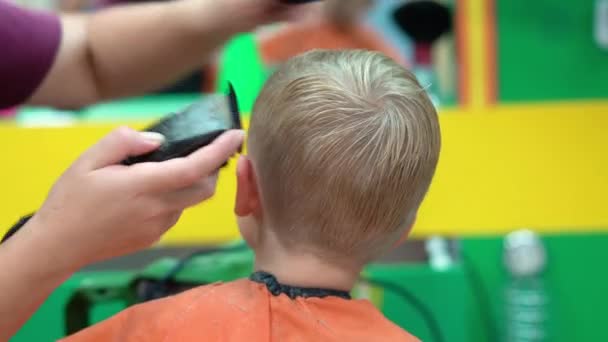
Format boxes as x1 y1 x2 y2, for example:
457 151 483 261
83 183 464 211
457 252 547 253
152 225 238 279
2 0 608 341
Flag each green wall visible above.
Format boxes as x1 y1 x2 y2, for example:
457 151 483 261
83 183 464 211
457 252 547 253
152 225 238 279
497 0 608 102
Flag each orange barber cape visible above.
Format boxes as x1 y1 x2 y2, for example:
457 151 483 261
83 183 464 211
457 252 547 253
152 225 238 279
61 276 419 342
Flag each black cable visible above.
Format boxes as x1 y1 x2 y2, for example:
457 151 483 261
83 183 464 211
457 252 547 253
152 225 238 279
137 243 250 301
1 213 34 244
161 243 249 282
358 277 445 342
460 252 499 342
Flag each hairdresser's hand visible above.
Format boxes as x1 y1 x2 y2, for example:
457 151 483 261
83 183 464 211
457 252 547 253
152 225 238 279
28 127 244 270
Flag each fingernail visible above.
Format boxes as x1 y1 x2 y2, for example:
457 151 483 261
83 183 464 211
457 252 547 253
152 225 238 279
140 132 165 144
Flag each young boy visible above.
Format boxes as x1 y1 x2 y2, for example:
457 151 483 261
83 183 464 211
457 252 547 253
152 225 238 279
62 49 441 342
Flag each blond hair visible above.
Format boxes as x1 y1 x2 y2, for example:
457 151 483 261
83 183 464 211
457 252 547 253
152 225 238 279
248 50 440 262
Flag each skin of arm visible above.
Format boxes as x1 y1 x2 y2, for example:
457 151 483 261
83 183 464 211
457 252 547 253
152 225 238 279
28 0 293 108
0 216 77 341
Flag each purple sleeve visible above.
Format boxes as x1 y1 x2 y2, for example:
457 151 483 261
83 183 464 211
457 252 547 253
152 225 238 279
0 1 61 109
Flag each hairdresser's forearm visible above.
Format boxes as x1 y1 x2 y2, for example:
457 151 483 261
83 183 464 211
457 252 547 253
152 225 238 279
0 217 77 340
29 0 253 108
87 0 240 100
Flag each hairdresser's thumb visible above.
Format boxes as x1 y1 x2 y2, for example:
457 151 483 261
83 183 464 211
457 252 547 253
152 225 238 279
79 127 165 170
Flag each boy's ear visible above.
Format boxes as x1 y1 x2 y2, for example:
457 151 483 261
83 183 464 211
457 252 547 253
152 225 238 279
235 156 261 217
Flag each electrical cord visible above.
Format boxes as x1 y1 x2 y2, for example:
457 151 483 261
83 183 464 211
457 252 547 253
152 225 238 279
460 252 499 342
358 277 445 342
1 213 34 244
137 243 250 301
160 243 249 282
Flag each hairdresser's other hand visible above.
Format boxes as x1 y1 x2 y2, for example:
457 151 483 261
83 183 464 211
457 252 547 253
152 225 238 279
28 127 244 270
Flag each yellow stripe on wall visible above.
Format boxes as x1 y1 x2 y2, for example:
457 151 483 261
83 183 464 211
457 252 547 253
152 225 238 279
1 102 607 244
418 101 608 236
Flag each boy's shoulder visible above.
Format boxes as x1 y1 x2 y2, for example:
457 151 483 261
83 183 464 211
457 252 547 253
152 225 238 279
327 297 421 342
60 280 260 342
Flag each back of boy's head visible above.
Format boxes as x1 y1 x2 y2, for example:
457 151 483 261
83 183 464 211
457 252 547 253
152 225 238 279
248 50 440 262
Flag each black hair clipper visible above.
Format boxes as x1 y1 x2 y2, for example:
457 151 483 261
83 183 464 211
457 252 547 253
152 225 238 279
123 84 241 166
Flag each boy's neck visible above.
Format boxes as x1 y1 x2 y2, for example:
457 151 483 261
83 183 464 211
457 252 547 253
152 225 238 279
253 245 361 292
